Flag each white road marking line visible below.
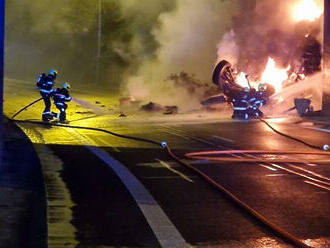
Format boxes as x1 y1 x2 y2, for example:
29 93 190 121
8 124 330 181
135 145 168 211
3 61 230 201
189 160 220 164
161 125 218 146
112 147 121 152
156 159 194 183
243 152 330 188
161 129 190 140
142 176 197 180
302 126 330 133
287 164 330 181
95 136 121 152
266 174 288 177
212 135 235 143
259 164 278 171
229 153 278 173
307 164 317 167
270 163 330 186
188 136 216 146
64 128 190 248
304 181 330 191
88 147 190 248
162 128 218 146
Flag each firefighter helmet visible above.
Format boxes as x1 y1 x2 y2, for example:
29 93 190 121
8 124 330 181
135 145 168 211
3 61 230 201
48 69 58 79
243 87 250 92
63 82 71 90
258 83 267 92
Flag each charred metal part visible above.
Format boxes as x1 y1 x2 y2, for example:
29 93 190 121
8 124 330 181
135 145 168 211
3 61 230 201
163 106 178 115
201 94 227 106
301 36 321 75
294 98 314 116
212 60 243 99
140 102 178 114
140 102 163 112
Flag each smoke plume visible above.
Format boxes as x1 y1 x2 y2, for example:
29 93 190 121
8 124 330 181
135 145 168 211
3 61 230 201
5 0 324 114
218 0 323 78
122 0 239 109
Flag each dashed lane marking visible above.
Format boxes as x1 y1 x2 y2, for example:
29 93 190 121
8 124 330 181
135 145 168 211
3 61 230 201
258 164 278 171
212 135 235 143
270 163 330 187
156 159 194 183
300 126 330 133
304 180 330 191
287 163 330 181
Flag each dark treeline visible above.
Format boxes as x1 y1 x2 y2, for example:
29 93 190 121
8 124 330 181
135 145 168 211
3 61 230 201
5 0 175 90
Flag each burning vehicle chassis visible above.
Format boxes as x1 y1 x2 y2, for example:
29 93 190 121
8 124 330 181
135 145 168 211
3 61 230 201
211 60 275 120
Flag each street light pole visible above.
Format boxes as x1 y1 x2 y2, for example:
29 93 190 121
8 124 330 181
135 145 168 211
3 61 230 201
0 0 5 163
96 0 102 85
323 0 330 115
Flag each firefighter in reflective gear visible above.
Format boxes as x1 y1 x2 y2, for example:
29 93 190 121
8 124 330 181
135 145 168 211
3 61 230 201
247 88 263 119
251 84 270 118
52 83 72 123
36 69 57 121
231 87 250 120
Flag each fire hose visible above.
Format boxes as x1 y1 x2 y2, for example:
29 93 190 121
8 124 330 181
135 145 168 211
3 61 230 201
11 97 43 119
10 99 330 248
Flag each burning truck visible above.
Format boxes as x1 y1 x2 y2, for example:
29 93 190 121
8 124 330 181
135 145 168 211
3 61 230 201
204 0 323 120
208 45 321 120
210 59 275 120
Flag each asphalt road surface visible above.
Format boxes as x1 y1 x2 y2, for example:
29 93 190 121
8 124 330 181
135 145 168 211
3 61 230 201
14 114 330 248
4 80 330 248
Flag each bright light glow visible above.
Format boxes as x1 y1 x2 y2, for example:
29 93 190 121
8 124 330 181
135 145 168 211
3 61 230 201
236 72 249 88
298 73 306 80
292 0 323 22
261 58 290 92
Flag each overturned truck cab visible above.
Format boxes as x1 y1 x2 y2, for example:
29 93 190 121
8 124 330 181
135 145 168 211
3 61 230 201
211 60 275 120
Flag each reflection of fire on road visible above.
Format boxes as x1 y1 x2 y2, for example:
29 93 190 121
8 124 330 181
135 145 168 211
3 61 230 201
204 0 323 119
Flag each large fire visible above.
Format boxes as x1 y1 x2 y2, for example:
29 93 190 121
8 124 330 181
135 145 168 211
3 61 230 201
292 0 323 22
236 72 250 88
261 58 290 92
235 58 291 92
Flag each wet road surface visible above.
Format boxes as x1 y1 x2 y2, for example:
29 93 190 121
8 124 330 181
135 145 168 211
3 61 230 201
15 117 330 248
4 80 330 248
0 118 47 248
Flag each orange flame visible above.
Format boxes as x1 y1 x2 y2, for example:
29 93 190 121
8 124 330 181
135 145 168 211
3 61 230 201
292 0 323 22
236 72 249 88
261 58 290 92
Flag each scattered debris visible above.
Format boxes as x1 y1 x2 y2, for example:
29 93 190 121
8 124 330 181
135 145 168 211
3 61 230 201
95 101 101 104
140 102 163 112
165 71 217 99
100 105 106 108
75 110 94 115
166 72 208 94
119 97 132 106
119 113 127 117
284 98 317 116
119 97 140 108
163 106 178 115
201 95 227 106
294 98 313 116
